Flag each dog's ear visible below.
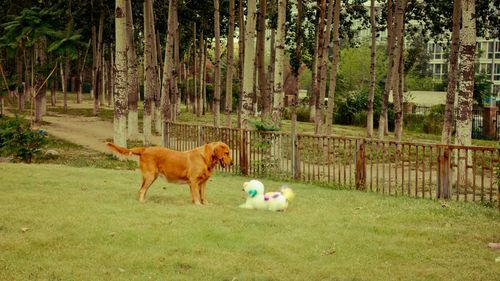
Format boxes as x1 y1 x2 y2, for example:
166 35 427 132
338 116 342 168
248 189 257 197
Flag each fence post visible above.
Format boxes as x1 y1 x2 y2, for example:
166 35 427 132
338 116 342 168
437 146 451 199
292 134 301 180
162 121 169 148
197 125 202 146
482 106 497 139
239 129 248 176
355 139 366 190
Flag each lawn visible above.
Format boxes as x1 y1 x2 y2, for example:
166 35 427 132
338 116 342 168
1 163 499 280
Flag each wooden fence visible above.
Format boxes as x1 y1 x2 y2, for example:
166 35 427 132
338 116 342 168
164 122 500 211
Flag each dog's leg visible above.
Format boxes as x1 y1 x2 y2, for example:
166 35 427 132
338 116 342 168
199 181 209 205
138 173 157 202
188 183 201 205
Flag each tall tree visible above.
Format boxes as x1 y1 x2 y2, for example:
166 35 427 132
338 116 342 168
241 0 257 129
92 10 104 116
113 0 128 147
441 0 461 144
378 0 393 139
161 0 176 144
455 0 476 148
271 0 286 126
257 0 269 121
237 0 245 128
213 0 221 127
125 0 139 141
313 0 327 134
143 0 155 146
366 0 376 138
391 0 406 141
225 0 235 128
325 0 341 135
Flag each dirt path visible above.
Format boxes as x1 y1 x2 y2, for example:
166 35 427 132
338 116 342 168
36 100 162 153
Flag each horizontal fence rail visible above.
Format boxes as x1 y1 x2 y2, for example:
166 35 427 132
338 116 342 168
164 122 500 211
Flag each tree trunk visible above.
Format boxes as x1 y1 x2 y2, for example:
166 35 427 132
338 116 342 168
50 79 56 106
378 0 393 139
173 10 180 119
391 0 406 141
150 6 161 135
291 0 304 178
93 12 105 116
213 0 221 126
241 0 257 129
271 0 286 126
237 0 245 128
313 0 327 135
309 23 319 122
161 0 176 144
198 31 204 117
325 0 341 135
257 0 269 122
366 0 376 138
225 0 235 128
441 0 461 144
125 0 139 141
202 41 208 115
268 29 276 109
455 0 476 185
193 22 198 115
143 0 155 146
60 60 68 111
108 45 114 106
114 0 128 147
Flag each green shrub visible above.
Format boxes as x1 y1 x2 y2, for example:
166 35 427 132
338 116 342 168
282 106 310 122
404 105 444 135
333 90 395 130
0 116 48 163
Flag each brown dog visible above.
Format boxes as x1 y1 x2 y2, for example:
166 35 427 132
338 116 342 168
106 141 232 204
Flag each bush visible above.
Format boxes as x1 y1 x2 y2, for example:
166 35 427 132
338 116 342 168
332 89 395 130
282 106 310 122
404 105 444 135
0 116 48 163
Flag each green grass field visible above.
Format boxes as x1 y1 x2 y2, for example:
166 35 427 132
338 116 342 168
1 163 499 280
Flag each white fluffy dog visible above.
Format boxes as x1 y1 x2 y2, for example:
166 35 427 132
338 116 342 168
239 179 295 211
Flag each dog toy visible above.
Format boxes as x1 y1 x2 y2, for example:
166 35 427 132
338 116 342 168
239 179 295 211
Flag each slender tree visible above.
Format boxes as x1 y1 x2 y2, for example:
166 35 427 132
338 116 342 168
92 11 104 116
271 0 286 126
325 0 341 135
257 0 269 121
143 0 155 145
366 0 377 138
313 0 327 134
113 0 128 147
441 0 461 144
237 0 245 128
391 0 406 141
378 0 393 139
161 0 176 145
455 0 476 181
241 0 257 129
126 0 139 141
213 0 221 126
225 0 235 127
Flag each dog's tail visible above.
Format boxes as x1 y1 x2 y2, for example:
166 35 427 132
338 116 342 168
106 142 146 156
280 185 295 202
